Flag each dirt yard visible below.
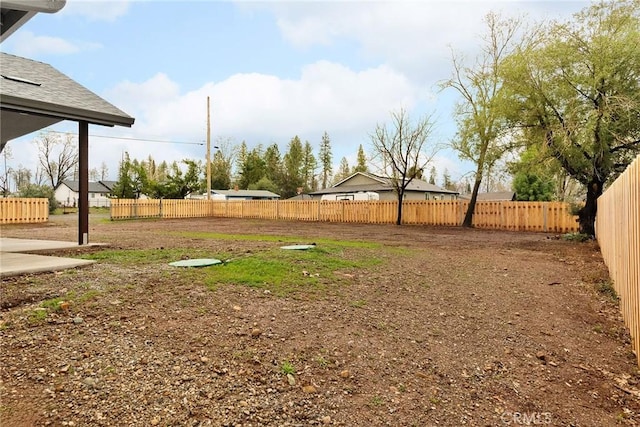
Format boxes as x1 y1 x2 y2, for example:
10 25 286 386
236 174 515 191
1 215 638 426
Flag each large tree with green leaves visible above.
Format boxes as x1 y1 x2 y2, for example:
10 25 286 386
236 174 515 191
112 154 156 199
441 12 522 227
157 160 202 198
502 0 640 235
370 108 438 225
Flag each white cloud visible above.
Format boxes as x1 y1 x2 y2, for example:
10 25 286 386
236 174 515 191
250 1 588 84
60 0 131 22
104 61 419 148
4 31 101 56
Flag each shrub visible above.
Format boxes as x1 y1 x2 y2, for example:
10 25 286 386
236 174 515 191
18 184 58 213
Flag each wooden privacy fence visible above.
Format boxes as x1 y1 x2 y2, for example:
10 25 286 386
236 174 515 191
0 198 49 224
596 155 640 368
111 199 579 233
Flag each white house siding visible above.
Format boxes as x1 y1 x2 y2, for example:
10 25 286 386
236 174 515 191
55 183 112 208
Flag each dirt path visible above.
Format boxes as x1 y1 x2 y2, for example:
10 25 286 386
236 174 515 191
1 217 638 426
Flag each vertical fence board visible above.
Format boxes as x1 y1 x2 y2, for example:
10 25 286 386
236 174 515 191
110 198 579 233
0 198 49 224
596 155 640 368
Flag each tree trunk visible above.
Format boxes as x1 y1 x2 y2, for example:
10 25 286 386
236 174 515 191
395 190 404 225
462 175 483 227
578 178 604 236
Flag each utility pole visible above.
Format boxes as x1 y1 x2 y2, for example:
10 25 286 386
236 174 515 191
206 96 211 200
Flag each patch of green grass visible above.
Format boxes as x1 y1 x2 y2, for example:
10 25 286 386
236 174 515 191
40 296 68 311
562 232 592 242
370 396 384 406
28 308 48 324
280 360 296 375
38 290 100 313
80 248 224 265
77 290 100 303
315 355 330 368
76 232 389 296
350 299 367 308
195 246 379 295
595 280 618 302
174 231 381 249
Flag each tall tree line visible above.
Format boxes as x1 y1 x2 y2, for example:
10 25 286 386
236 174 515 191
113 133 340 200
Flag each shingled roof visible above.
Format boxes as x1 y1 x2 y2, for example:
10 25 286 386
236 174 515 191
60 180 112 194
310 171 458 195
0 52 134 147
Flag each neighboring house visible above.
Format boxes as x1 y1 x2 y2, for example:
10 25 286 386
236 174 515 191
187 189 280 200
288 194 314 201
309 172 459 201
55 180 112 207
459 191 516 201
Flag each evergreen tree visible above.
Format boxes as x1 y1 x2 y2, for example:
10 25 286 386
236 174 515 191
111 152 135 198
428 166 437 185
155 160 203 198
282 136 305 198
442 169 456 191
302 141 317 192
353 144 368 173
238 146 266 189
236 141 248 173
333 157 351 184
319 132 333 189
264 143 283 189
210 150 232 190
513 172 554 201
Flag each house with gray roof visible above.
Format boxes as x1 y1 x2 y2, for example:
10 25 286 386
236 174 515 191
309 172 459 201
55 180 120 208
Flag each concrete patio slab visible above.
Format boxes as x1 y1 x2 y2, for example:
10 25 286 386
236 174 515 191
0 238 83 253
0 238 100 277
1 252 95 277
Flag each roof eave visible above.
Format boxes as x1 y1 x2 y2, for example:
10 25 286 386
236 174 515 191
1 96 135 127
3 0 66 13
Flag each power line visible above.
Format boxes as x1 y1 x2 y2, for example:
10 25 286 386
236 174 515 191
48 130 205 146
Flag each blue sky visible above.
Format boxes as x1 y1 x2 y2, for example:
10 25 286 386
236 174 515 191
1 0 589 185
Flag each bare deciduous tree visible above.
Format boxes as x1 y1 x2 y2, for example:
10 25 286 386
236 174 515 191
35 131 78 189
371 108 439 225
